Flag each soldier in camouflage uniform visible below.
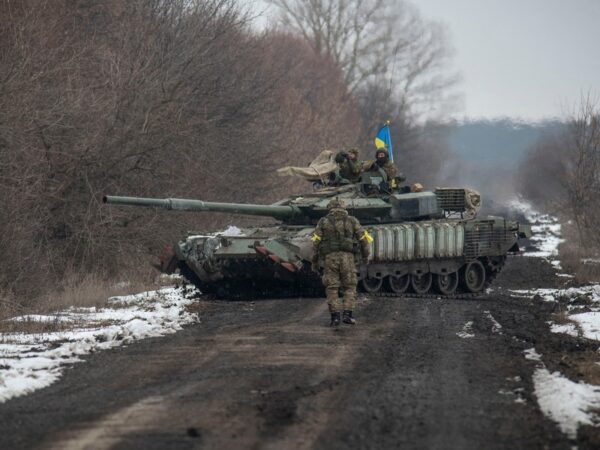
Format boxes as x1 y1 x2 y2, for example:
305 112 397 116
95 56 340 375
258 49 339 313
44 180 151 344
311 198 373 326
334 148 362 183
367 147 398 189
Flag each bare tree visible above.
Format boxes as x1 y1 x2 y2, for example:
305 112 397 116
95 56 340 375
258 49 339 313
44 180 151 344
562 96 600 245
0 0 367 302
518 95 600 247
267 0 458 119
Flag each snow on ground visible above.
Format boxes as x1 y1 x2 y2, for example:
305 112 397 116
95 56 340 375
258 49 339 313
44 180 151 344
507 199 600 341
508 198 564 259
533 367 600 438
0 287 198 403
510 199 600 437
513 285 600 340
568 313 600 341
526 223 563 258
484 311 503 334
508 200 600 342
549 323 579 338
456 321 474 339
523 347 600 438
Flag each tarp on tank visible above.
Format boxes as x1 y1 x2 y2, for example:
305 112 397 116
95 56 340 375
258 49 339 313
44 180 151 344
276 149 338 182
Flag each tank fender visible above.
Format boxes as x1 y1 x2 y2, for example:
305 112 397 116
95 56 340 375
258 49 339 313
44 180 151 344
254 239 304 272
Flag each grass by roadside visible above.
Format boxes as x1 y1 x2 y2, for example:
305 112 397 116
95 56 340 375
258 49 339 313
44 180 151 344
558 221 600 284
0 269 166 334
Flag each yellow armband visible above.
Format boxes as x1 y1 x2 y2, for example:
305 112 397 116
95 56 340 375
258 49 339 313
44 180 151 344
311 233 321 242
359 230 374 244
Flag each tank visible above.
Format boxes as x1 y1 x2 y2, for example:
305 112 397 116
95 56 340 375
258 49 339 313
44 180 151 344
103 174 531 299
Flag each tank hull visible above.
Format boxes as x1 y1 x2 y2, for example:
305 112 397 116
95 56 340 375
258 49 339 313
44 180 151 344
167 217 521 298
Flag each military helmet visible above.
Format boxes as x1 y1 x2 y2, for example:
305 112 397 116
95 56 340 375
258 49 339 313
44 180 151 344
327 198 345 210
348 148 359 156
375 147 389 158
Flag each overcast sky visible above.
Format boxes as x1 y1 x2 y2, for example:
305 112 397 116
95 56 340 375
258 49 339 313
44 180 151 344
416 0 600 120
249 0 600 121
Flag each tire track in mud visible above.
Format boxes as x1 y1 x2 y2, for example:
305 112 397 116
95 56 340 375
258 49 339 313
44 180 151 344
35 298 377 449
0 258 593 449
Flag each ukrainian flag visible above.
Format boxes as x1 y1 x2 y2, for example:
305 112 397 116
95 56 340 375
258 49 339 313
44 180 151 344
374 121 394 162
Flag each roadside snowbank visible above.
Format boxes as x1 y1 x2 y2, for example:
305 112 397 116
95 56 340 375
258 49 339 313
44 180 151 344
507 198 565 259
0 287 198 403
522 347 600 439
510 199 600 437
533 365 600 438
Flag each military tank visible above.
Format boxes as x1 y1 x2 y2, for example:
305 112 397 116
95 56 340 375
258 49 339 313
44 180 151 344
104 172 531 299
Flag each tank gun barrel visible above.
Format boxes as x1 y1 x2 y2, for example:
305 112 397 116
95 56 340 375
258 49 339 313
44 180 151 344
103 195 301 220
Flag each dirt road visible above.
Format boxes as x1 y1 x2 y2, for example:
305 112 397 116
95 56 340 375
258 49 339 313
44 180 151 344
1 257 599 449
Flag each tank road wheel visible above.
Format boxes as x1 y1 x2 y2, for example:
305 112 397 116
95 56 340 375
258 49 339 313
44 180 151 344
461 260 486 293
362 277 383 294
434 272 459 295
410 273 433 295
387 274 410 294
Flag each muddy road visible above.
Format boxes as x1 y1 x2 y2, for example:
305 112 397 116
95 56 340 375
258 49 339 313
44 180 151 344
2 256 598 449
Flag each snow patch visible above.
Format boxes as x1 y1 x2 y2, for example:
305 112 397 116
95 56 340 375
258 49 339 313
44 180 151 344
219 225 244 237
510 285 600 306
533 368 600 438
525 222 564 258
456 321 474 339
484 311 503 334
548 322 579 338
524 348 542 361
523 347 600 438
507 198 564 260
569 312 600 342
0 287 198 403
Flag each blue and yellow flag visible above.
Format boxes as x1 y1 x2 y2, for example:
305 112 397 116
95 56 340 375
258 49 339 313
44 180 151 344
374 121 393 162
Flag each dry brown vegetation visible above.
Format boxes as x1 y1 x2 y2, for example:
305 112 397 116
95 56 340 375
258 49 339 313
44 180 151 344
0 0 456 314
519 97 600 278
558 223 600 284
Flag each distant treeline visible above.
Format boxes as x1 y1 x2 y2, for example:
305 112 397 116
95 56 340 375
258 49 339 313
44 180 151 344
0 0 456 300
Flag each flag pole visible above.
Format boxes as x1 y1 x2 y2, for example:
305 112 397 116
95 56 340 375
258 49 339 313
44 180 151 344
386 120 393 163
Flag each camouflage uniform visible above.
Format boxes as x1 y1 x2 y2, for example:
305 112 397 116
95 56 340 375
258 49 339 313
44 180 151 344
311 198 372 326
368 147 398 188
335 149 362 183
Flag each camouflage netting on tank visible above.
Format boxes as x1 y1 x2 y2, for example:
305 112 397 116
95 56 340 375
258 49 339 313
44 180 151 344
464 188 482 218
277 150 338 182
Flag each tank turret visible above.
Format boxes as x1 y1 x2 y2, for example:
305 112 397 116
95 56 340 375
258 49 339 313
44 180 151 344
103 183 455 225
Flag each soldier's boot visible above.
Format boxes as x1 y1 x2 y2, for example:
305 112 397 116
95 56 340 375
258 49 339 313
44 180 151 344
342 310 356 325
330 312 341 327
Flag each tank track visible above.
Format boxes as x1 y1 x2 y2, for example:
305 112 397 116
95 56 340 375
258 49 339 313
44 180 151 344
372 291 484 300
365 256 506 301
182 256 506 301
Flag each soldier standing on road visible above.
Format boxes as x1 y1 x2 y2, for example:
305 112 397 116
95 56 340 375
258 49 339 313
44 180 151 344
311 198 373 327
334 148 362 183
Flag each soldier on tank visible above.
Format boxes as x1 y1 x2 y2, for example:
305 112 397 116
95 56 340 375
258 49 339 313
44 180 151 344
334 148 362 183
311 198 373 327
367 147 398 189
